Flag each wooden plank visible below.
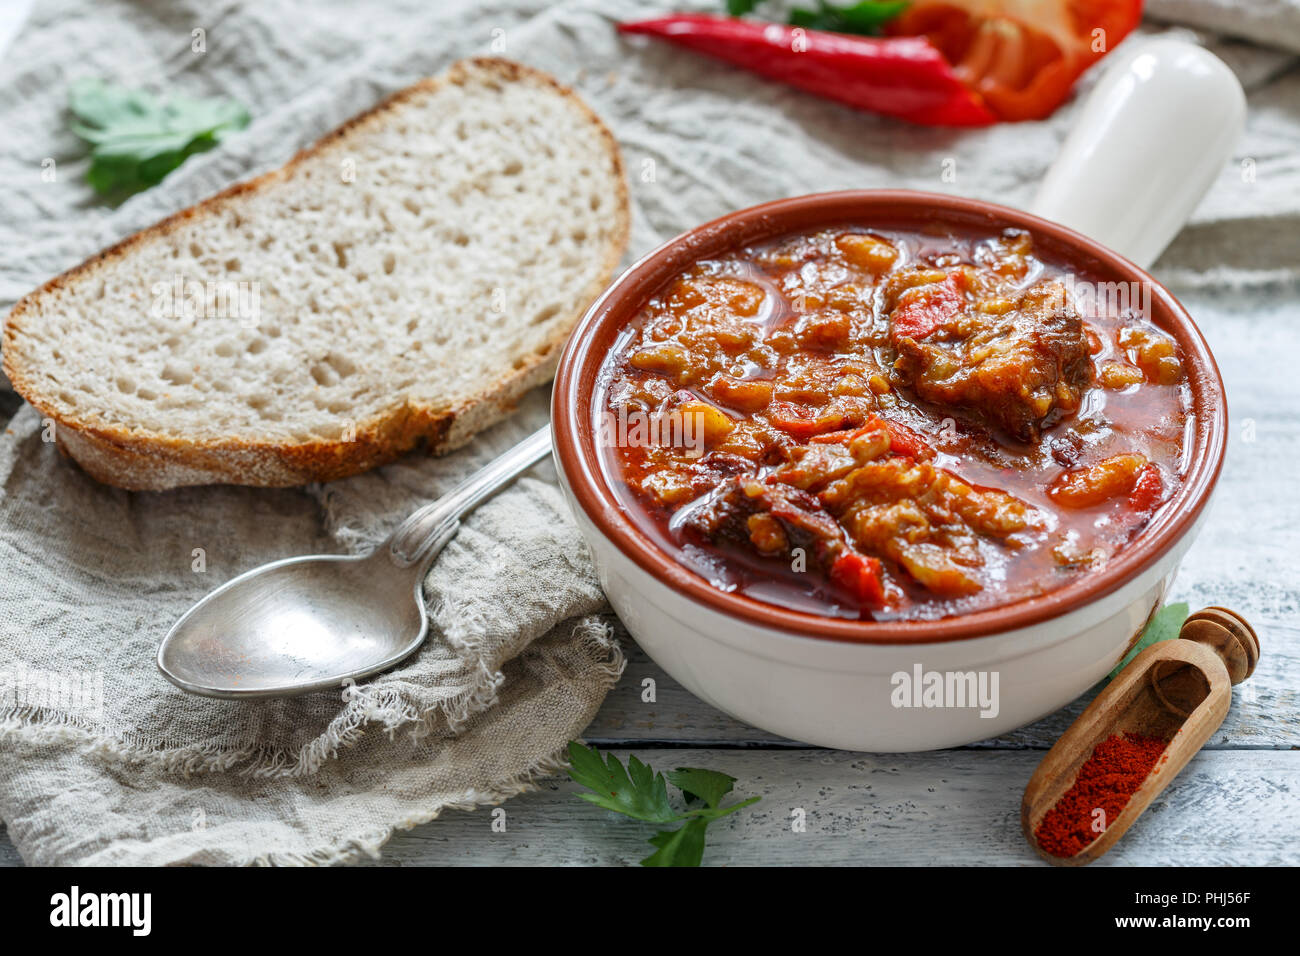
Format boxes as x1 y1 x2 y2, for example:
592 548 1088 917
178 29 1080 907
355 749 1299 866
585 626 1300 749
4 750 1293 866
5 749 1292 866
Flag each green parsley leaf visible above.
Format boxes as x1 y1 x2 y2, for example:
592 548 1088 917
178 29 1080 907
1108 601 1190 679
686 795 762 824
667 767 737 808
566 741 678 823
726 0 762 14
567 742 760 866
788 0 910 35
643 819 710 867
68 79 250 197
645 796 758 865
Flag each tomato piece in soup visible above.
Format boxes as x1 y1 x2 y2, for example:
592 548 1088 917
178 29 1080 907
829 551 886 607
889 274 964 341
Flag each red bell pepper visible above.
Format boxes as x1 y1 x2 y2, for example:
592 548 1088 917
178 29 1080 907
881 419 934 460
890 273 963 340
829 549 887 607
768 400 860 440
806 416 935 460
887 0 1144 121
619 1 1142 125
1127 462 1163 512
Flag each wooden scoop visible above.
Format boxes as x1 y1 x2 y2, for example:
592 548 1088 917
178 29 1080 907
1021 607 1259 865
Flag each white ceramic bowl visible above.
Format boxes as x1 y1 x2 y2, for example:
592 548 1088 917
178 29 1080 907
552 192 1226 751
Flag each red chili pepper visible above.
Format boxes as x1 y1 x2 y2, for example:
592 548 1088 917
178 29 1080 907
829 550 886 607
618 15 998 127
620 2 1142 125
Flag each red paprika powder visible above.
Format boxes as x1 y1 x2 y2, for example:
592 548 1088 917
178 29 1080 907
1035 732 1169 858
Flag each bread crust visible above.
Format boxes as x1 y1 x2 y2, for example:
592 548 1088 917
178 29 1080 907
2 58 630 491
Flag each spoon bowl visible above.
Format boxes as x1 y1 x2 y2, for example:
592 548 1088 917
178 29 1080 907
158 426 552 699
158 550 429 698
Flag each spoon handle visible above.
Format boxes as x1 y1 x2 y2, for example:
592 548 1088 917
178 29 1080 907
387 425 553 567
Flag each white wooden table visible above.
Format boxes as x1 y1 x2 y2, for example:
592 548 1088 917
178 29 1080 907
1 284 1295 866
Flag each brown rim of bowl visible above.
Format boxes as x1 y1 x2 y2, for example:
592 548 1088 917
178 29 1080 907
552 190 1227 645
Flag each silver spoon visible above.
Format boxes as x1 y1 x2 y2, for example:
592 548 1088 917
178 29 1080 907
158 425 552 699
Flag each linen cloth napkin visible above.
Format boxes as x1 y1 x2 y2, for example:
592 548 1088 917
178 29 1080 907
1 0 1298 865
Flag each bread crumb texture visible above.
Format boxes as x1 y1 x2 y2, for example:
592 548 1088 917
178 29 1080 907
3 59 629 489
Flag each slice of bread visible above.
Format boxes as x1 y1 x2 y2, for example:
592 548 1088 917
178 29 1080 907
2 58 629 490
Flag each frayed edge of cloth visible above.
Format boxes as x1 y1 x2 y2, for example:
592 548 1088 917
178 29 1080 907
0 617 624 784
242 747 577 866
210 618 625 865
